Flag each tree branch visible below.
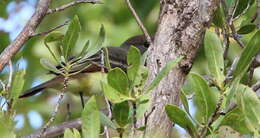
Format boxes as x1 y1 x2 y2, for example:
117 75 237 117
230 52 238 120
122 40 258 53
46 0 102 15
23 118 82 138
133 0 219 137
0 0 51 72
0 0 101 72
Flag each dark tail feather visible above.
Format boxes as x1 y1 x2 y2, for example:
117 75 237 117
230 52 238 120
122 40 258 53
19 76 63 98
19 86 46 98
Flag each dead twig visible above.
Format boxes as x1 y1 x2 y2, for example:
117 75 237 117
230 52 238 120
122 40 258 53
38 77 68 137
31 20 70 37
124 0 152 44
46 0 102 15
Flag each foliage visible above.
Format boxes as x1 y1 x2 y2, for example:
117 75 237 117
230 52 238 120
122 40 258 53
0 0 259 137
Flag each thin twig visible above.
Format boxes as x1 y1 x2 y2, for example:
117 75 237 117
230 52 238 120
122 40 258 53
101 49 112 138
46 0 102 15
248 66 255 86
31 20 70 37
38 92 65 137
223 0 245 48
229 23 245 48
38 77 68 137
124 0 152 44
223 26 230 60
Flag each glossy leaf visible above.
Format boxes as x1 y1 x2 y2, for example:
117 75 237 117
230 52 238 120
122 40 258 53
100 112 117 129
213 5 225 28
132 66 148 95
83 25 105 58
63 15 81 59
107 67 129 95
10 70 26 100
40 58 62 74
64 128 73 138
79 40 90 57
146 57 182 92
189 73 217 122
44 32 64 43
81 96 100 138
64 128 81 138
234 0 254 18
204 31 225 87
113 101 130 127
136 93 150 119
127 46 141 83
101 82 133 104
221 107 250 133
237 24 256 34
165 105 196 136
180 89 189 114
237 85 260 135
233 30 260 79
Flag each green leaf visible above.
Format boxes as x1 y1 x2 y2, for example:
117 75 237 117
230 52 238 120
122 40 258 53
40 58 62 74
107 68 129 95
79 40 90 57
100 112 117 129
136 93 150 119
233 30 260 79
44 32 64 43
10 70 26 100
165 105 196 136
64 128 81 138
237 24 256 34
234 0 254 18
221 107 250 134
213 5 225 28
180 89 189 114
101 82 133 104
236 85 260 135
113 101 130 127
188 73 217 122
127 46 141 83
132 66 148 95
204 31 225 87
83 25 105 58
72 128 81 138
81 96 100 138
146 57 182 92
63 15 81 59
64 128 74 138
226 0 236 9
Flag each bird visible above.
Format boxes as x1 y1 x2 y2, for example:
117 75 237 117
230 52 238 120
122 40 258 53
19 35 150 102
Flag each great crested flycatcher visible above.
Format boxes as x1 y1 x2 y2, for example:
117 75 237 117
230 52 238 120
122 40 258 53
19 35 149 99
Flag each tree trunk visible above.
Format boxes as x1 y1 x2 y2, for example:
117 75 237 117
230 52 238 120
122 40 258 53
134 0 219 137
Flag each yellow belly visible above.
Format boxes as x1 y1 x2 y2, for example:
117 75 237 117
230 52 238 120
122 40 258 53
66 72 107 96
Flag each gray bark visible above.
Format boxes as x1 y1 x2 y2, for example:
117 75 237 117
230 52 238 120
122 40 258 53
134 0 219 137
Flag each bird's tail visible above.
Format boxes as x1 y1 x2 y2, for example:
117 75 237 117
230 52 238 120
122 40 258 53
19 76 63 98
